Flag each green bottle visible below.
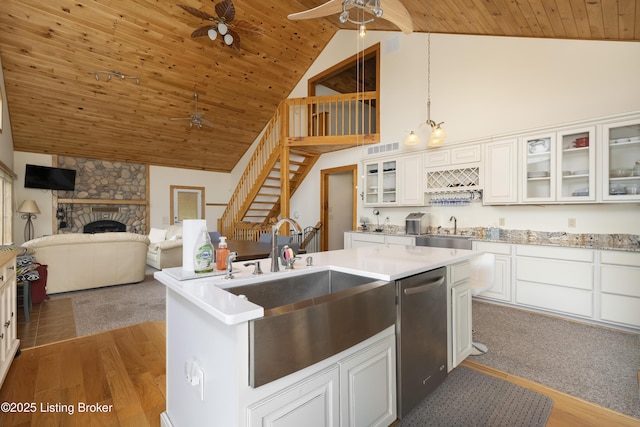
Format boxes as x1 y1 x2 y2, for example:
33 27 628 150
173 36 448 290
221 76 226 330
193 227 214 273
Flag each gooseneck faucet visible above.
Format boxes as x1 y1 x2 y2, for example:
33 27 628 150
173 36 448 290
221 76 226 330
450 216 457 235
225 251 238 279
270 218 302 272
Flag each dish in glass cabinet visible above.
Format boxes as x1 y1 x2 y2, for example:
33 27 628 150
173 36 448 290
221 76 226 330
573 170 589 176
527 171 550 178
528 139 550 154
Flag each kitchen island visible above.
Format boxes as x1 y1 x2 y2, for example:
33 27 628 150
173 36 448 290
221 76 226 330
155 245 480 427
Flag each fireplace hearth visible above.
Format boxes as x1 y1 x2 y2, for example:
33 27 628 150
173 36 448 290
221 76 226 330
83 220 127 233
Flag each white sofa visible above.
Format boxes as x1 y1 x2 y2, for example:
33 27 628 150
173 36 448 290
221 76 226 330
22 232 150 294
146 225 183 270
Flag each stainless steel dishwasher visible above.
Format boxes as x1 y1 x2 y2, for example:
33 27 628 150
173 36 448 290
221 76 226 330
396 267 448 418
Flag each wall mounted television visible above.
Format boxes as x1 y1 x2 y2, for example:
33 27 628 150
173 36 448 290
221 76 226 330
24 164 77 191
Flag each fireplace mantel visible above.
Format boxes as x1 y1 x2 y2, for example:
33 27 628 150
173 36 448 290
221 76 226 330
58 198 147 205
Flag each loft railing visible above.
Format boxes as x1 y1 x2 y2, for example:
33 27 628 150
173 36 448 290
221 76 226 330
219 92 378 238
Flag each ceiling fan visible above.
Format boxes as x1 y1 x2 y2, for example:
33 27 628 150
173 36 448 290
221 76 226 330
170 93 213 129
177 0 264 52
288 0 413 34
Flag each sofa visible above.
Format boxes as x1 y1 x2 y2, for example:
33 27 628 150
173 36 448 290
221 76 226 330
146 224 183 270
22 232 150 294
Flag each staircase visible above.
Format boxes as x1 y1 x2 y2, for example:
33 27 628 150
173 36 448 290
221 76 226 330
219 91 379 241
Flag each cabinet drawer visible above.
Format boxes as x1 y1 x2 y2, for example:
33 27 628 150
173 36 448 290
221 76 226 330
386 235 414 246
449 261 470 285
473 241 512 255
424 150 450 167
516 257 593 290
600 266 640 297
451 146 481 164
600 250 640 266
601 294 640 328
516 281 593 317
352 234 385 244
516 245 594 262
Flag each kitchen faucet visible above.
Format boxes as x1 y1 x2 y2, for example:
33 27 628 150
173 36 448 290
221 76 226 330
271 218 303 272
450 216 457 235
225 251 238 279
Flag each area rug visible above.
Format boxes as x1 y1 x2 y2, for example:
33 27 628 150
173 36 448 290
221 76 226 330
60 274 166 336
398 366 553 427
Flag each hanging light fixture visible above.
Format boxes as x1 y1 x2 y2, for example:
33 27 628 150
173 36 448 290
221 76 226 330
338 0 382 36
404 3 446 147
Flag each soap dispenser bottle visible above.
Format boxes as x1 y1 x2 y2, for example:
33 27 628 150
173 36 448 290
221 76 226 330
193 227 214 273
216 236 229 271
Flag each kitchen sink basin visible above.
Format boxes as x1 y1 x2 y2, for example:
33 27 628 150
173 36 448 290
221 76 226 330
226 270 395 387
416 234 473 250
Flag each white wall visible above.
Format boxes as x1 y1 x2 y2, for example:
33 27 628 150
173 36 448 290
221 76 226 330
148 165 232 231
289 31 640 235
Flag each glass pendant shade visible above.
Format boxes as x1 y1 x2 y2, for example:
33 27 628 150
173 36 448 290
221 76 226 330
217 23 228 35
404 131 420 145
208 28 217 40
224 33 234 45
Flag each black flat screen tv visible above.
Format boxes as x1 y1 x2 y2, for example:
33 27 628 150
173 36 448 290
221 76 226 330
24 164 77 191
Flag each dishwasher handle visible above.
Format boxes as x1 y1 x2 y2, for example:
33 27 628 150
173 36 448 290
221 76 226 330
403 276 445 295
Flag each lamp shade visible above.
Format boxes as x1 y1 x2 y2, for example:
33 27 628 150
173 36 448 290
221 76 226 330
404 131 420 145
18 199 41 214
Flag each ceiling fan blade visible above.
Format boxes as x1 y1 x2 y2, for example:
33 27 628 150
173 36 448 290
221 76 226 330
233 19 265 35
287 0 343 21
215 0 236 22
380 0 413 34
170 117 192 121
177 4 216 21
228 29 241 51
191 25 212 38
200 119 214 127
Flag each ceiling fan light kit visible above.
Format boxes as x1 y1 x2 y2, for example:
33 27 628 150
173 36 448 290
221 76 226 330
177 0 263 52
170 93 214 129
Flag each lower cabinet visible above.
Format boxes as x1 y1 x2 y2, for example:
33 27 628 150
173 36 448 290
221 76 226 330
0 252 18 388
515 245 594 318
471 241 512 302
344 232 415 249
248 333 396 427
447 261 472 372
599 250 640 329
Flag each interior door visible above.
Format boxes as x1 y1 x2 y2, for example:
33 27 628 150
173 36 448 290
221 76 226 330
170 185 205 224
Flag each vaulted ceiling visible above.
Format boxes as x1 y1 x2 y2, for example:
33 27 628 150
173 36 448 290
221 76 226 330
0 0 637 173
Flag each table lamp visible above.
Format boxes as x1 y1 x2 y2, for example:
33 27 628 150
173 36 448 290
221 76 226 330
18 199 40 241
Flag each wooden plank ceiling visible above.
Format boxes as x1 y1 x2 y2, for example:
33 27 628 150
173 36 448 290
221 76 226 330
0 0 637 173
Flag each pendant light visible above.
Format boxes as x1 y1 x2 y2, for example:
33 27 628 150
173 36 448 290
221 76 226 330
404 3 446 147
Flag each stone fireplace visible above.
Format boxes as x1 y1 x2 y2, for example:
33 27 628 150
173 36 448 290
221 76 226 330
55 156 148 234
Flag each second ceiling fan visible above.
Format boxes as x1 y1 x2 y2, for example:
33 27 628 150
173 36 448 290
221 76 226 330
288 0 413 34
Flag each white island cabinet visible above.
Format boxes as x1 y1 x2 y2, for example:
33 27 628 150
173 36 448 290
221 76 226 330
156 246 480 427
0 251 19 388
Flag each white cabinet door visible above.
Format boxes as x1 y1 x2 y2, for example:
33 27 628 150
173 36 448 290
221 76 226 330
482 139 518 204
0 256 18 388
600 118 640 202
350 233 385 248
521 133 556 202
339 335 396 427
398 154 424 206
599 250 640 328
451 280 472 368
556 126 596 202
248 366 340 427
472 241 512 302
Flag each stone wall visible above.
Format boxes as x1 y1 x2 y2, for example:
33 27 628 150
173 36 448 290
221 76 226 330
56 156 147 234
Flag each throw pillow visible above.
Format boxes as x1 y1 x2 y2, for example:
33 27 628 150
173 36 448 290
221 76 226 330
149 228 167 244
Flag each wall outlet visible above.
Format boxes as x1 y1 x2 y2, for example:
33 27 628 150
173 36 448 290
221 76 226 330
498 217 505 226
568 218 576 228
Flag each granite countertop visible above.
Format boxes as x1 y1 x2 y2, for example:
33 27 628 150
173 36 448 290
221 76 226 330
349 228 640 252
154 245 480 325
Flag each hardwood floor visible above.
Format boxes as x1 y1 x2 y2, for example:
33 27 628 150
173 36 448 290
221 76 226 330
17 298 77 349
4 306 639 426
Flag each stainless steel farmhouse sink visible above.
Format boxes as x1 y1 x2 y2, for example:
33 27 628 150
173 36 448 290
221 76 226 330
415 234 473 250
226 270 395 387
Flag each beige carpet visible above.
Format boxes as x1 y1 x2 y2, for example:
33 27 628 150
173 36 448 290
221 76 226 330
471 300 640 419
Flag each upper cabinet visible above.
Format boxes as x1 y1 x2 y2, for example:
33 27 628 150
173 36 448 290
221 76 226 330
483 111 640 205
364 159 397 206
601 119 640 202
556 127 596 202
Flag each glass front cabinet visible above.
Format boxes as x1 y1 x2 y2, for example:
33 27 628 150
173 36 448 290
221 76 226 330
363 160 397 206
521 128 597 203
601 119 640 202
